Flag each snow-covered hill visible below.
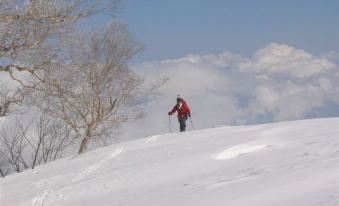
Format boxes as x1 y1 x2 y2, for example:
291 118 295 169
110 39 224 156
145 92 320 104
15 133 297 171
1 118 339 206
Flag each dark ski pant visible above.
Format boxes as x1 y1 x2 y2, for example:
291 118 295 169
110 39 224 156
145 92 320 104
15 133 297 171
178 116 188 132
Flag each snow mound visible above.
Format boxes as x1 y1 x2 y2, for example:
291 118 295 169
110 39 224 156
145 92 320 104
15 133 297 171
215 144 268 160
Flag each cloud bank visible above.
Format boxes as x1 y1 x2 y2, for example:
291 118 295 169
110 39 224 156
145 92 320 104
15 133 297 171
123 43 339 139
1 43 338 141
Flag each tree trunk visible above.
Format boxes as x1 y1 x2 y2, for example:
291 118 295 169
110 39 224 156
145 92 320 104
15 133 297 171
78 137 90 154
0 169 4 177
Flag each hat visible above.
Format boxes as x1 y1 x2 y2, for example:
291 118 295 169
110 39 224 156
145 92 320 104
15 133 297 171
176 95 181 102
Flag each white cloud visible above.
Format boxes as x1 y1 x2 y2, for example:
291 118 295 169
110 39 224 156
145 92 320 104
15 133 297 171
248 82 330 121
239 43 336 78
122 43 339 140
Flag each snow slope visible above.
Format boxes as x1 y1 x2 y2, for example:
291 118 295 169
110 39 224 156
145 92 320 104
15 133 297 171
1 118 339 206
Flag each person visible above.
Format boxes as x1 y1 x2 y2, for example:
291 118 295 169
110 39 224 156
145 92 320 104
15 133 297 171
168 96 191 132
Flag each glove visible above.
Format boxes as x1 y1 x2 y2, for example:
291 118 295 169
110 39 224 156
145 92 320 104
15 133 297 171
168 112 171 115
188 113 191 117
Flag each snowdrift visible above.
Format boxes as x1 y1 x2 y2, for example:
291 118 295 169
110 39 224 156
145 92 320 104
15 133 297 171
1 118 339 206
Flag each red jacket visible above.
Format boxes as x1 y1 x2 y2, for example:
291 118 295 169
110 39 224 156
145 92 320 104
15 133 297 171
169 98 191 119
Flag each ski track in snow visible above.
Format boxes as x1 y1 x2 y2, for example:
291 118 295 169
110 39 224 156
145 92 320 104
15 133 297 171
145 135 159 143
32 190 50 206
32 147 126 206
215 144 268 160
32 190 66 206
72 147 125 182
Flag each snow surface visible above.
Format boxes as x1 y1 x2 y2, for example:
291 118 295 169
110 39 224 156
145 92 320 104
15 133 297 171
1 118 339 206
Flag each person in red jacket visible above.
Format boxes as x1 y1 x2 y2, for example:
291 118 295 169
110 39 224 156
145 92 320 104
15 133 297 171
168 96 191 132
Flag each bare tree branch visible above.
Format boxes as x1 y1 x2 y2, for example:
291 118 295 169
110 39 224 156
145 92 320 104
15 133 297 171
0 84 24 117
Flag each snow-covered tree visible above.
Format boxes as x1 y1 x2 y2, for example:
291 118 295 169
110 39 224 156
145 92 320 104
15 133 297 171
26 23 147 153
0 0 120 116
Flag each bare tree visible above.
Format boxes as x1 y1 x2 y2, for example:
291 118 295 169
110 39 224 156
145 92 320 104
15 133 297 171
0 119 30 172
25 22 150 153
0 0 120 116
0 152 10 177
0 114 73 174
27 114 74 168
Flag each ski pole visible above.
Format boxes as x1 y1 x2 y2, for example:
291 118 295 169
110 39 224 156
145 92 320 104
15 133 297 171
189 117 195 130
169 115 172 133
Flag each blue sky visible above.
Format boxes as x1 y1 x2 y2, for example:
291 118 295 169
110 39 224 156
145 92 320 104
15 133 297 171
116 0 339 62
